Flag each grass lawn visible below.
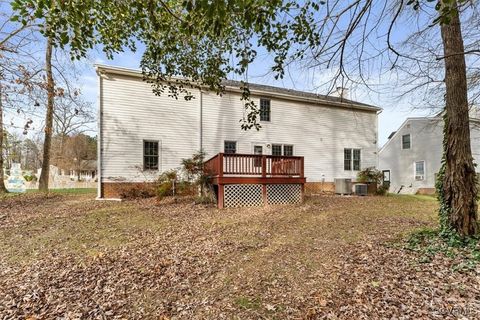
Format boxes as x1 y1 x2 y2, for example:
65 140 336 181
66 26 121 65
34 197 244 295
1 188 96 199
0 193 478 319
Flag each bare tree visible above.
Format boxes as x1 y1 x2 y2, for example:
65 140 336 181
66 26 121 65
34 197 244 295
38 36 55 192
0 1 38 192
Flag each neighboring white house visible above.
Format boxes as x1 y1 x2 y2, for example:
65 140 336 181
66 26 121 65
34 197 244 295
378 114 480 194
96 65 381 199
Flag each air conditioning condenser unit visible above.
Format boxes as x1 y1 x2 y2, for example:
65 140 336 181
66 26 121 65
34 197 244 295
335 178 352 195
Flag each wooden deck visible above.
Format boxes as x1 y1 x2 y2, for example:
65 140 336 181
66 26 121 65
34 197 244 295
204 153 306 208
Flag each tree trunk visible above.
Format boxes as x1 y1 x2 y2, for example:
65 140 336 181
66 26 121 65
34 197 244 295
38 37 55 192
440 1 478 237
0 83 8 193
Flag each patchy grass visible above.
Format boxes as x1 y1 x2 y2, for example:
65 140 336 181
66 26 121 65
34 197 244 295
1 188 96 200
27 187 97 194
0 201 166 264
234 296 262 310
1 193 478 319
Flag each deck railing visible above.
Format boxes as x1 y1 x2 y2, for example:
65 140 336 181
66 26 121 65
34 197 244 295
204 153 304 178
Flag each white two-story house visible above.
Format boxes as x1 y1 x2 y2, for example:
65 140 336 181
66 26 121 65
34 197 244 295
96 65 381 199
379 112 480 194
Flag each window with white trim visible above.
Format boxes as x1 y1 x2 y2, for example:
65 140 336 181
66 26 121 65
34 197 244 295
224 141 237 154
272 144 294 156
143 140 159 170
415 161 425 180
344 148 361 171
272 144 282 156
284 145 293 156
260 98 271 122
402 134 411 149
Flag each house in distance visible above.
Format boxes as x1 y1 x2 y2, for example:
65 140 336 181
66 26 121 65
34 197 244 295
379 109 480 194
96 65 381 206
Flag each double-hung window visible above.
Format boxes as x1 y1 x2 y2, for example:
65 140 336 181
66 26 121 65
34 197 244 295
272 144 282 156
344 148 361 171
402 134 411 149
272 144 294 156
143 140 159 170
260 98 271 122
224 141 237 154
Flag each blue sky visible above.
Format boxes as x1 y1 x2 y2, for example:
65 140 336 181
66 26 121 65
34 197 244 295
4 1 443 147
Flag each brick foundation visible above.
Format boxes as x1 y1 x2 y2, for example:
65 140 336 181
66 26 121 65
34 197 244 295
101 182 156 199
416 188 436 195
304 182 335 195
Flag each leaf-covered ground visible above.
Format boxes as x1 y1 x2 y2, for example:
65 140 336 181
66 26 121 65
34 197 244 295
0 193 478 319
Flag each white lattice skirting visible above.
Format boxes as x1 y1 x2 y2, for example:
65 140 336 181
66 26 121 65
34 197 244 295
223 184 302 208
267 184 302 205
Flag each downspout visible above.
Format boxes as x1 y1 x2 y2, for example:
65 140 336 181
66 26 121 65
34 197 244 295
200 90 203 152
376 109 382 169
96 70 103 199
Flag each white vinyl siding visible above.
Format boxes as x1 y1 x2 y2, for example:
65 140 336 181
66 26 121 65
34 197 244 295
99 68 379 186
100 73 199 182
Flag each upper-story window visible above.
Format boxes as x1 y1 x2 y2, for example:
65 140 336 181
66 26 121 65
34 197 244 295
143 140 159 170
260 98 271 122
402 134 411 149
224 140 237 154
344 148 361 171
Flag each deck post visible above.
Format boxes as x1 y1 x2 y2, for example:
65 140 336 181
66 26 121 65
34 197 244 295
301 183 305 203
218 184 224 209
261 155 267 178
300 157 304 178
218 153 224 178
262 155 267 206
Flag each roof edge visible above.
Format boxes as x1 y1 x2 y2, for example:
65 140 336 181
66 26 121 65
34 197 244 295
95 64 382 112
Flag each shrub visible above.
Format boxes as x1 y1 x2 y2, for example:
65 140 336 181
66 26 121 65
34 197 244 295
157 169 178 199
357 167 388 196
155 150 214 201
376 184 389 196
357 167 383 184
23 174 36 182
